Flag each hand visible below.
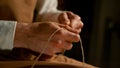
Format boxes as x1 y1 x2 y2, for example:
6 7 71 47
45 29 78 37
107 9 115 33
58 11 84 33
14 22 80 55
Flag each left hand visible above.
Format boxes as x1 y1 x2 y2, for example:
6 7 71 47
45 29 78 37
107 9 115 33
58 11 84 33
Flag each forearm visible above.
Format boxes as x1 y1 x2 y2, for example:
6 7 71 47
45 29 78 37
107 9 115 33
0 20 17 50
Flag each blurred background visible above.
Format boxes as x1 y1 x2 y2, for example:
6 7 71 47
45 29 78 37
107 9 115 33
58 0 120 68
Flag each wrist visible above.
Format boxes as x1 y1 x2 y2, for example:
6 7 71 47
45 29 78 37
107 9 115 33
14 23 30 49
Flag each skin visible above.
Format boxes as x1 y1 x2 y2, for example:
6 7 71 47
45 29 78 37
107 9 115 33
58 11 83 33
14 11 83 56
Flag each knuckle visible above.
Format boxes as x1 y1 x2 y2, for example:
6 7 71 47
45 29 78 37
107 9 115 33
81 22 84 26
72 15 80 20
76 35 80 42
59 12 65 18
72 34 80 42
75 15 81 20
66 44 73 50
57 29 64 36
78 29 81 33
51 40 63 48
80 21 84 28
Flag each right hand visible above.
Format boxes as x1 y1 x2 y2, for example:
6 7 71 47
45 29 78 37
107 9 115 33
14 22 80 55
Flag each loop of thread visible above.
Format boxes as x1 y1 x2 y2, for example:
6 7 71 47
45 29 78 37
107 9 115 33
31 29 61 68
31 28 85 68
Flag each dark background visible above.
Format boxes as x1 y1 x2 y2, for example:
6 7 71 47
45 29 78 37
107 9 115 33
58 0 120 68
58 0 95 62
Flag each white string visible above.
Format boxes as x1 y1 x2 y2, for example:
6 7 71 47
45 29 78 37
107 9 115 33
31 28 61 68
79 35 85 68
31 28 85 68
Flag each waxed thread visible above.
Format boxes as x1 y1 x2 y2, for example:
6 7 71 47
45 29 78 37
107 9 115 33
31 29 61 68
31 29 85 68
58 35 85 68
79 35 85 68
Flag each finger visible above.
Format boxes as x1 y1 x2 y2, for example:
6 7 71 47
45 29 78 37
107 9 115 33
58 12 70 25
43 44 63 55
59 24 79 33
67 11 81 20
78 20 84 28
66 11 83 32
51 39 73 50
61 41 73 50
56 29 80 42
70 20 84 33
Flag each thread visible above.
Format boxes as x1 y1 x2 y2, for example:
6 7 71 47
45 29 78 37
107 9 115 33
79 35 85 68
31 28 61 68
31 28 85 68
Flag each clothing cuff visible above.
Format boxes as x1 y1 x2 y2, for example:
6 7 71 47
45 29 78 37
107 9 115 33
0 21 17 50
